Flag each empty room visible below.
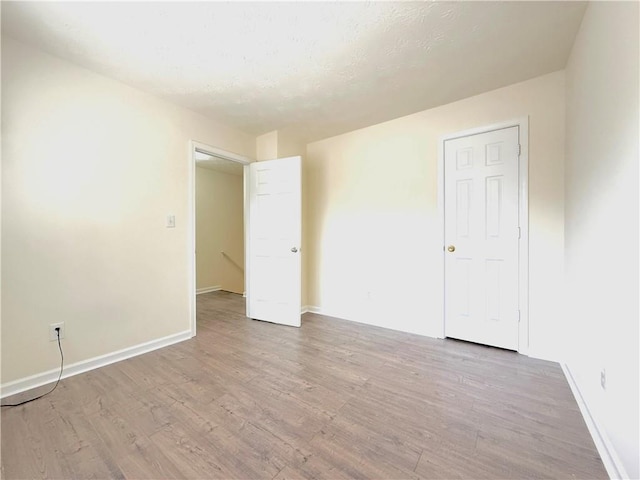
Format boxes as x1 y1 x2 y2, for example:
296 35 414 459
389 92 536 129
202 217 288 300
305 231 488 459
1 1 638 479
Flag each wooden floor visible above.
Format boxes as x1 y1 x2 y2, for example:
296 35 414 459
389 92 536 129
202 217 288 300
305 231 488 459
2 291 606 479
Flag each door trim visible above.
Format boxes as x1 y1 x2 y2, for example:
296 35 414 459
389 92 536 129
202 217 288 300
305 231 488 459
437 117 529 354
188 140 252 338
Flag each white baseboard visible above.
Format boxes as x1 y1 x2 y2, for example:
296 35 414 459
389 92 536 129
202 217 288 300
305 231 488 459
306 305 329 315
561 363 628 480
196 285 222 295
306 305 348 319
301 305 310 314
1 330 192 399
526 348 560 363
304 305 439 338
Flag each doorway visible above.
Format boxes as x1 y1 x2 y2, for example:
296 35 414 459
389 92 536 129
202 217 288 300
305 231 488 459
440 119 529 353
189 141 251 337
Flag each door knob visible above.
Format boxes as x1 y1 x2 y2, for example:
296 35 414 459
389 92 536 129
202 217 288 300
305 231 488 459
447 245 456 252
291 247 298 253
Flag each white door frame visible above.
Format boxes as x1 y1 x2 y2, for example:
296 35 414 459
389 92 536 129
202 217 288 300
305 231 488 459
437 117 530 355
188 140 252 337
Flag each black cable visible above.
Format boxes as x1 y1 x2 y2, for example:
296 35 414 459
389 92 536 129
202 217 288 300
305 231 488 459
1 329 64 407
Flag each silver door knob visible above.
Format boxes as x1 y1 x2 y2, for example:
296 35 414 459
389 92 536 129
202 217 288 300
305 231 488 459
291 247 298 253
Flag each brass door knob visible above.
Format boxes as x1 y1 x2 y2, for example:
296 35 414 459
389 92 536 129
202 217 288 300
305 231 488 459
447 245 456 252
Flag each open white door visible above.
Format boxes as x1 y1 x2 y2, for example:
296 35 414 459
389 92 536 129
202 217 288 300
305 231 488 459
246 156 302 327
444 126 520 350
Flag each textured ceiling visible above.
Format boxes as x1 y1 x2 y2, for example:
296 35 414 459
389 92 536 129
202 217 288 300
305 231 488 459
2 1 587 143
195 151 244 176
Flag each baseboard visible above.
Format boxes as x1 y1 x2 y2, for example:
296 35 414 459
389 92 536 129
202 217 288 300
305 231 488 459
306 305 326 315
196 285 222 295
305 305 440 338
561 363 628 480
525 348 560 363
0 330 192 399
301 305 310 314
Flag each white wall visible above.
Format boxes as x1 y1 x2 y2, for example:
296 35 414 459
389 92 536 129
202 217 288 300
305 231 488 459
195 167 244 294
305 71 565 357
564 3 639 478
1 37 255 386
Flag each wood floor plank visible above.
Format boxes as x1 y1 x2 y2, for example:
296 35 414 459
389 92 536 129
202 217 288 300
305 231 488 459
86 402 185 479
317 413 423 473
306 427 422 480
1 407 65 479
247 372 351 416
148 418 291 480
474 422 605 479
213 382 333 445
41 405 124 479
1 291 607 479
415 445 525 480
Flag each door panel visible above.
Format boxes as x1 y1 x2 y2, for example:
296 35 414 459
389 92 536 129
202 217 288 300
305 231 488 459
246 156 301 327
444 127 519 350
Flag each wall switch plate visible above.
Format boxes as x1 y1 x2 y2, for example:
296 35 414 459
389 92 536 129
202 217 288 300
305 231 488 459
166 214 176 228
49 322 65 341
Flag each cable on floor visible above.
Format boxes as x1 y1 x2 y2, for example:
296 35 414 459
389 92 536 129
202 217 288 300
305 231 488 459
1 330 64 407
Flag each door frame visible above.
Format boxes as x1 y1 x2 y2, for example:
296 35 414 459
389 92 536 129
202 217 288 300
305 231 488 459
188 140 252 337
437 117 530 355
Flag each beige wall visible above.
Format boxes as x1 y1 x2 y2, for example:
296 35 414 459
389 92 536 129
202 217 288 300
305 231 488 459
564 3 639 478
276 128 307 159
1 37 255 385
305 71 565 357
256 131 278 161
256 129 306 161
196 167 244 294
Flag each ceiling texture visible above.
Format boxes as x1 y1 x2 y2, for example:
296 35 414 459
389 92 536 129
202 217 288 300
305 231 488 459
195 151 244 176
2 1 587 143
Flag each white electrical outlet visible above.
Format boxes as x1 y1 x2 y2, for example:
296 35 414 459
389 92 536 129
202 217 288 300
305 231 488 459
166 214 176 228
49 322 65 341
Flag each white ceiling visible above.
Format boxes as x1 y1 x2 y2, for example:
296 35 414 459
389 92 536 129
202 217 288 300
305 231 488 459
195 151 244 176
2 1 587 143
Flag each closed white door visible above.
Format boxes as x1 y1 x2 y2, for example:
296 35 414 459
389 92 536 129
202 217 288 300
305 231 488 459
246 156 301 327
444 126 520 350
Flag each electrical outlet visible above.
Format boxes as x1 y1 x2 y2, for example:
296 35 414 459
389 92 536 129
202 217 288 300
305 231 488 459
600 369 606 390
49 322 65 341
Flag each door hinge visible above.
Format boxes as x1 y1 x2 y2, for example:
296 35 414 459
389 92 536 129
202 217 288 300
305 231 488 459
517 144 521 156
517 310 521 323
517 226 521 239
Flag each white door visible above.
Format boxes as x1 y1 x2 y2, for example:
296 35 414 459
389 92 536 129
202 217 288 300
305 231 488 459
444 126 520 350
246 156 302 327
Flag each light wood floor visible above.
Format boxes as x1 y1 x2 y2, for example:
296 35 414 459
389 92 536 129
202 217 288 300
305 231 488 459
2 291 606 479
